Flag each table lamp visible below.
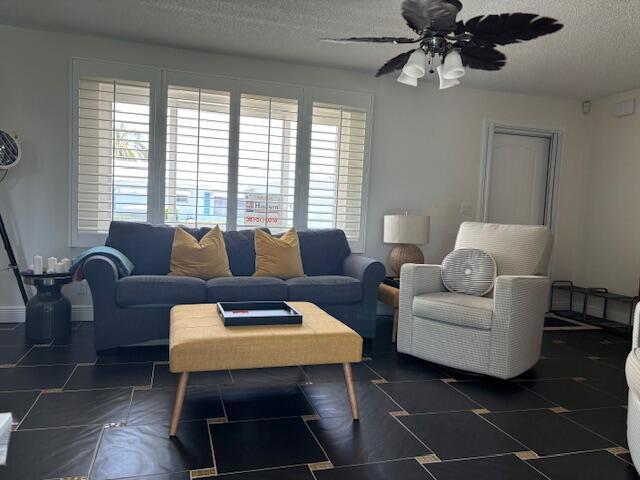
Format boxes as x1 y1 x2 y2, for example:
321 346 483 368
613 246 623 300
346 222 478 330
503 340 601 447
383 213 429 277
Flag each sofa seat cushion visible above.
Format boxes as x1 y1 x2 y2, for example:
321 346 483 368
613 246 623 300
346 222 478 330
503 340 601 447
412 292 493 330
206 276 287 302
286 276 362 304
116 275 205 306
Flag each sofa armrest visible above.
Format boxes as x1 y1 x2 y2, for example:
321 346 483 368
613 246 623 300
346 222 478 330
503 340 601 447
342 254 385 284
342 254 386 303
84 256 120 351
490 275 550 378
342 254 385 336
397 264 445 352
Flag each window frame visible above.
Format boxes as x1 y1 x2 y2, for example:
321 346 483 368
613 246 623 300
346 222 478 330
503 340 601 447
69 58 162 247
70 59 373 252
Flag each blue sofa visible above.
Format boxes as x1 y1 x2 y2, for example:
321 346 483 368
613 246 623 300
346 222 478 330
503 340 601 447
85 221 385 351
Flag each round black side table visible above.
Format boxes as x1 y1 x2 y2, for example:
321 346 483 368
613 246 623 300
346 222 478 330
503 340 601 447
21 272 73 342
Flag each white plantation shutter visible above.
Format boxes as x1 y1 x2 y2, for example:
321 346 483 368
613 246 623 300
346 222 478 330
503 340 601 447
236 94 298 233
308 101 368 245
70 61 373 250
76 77 151 234
165 85 231 228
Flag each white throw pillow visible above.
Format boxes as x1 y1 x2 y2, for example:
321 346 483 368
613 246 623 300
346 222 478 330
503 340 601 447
441 248 497 296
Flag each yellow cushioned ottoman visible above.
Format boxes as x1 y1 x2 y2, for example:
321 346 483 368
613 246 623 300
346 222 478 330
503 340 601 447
167 302 363 435
170 302 362 373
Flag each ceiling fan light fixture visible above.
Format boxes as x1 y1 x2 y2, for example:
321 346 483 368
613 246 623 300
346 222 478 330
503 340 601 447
437 65 460 90
442 50 465 79
402 49 427 78
397 71 418 86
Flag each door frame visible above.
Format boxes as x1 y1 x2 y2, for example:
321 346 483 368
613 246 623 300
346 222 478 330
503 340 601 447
478 120 564 235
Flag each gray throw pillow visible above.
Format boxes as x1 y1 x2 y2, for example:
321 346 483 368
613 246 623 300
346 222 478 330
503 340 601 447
441 248 496 296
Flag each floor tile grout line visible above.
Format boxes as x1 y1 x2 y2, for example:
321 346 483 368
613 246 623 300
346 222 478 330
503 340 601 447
213 460 323 478
302 415 332 465
556 410 626 448
15 390 43 430
205 416 218 474
86 423 105 479
59 363 79 391
516 377 625 406
388 411 434 454
216 384 229 422
12 345 35 366
359 360 384 381
473 412 534 454
124 386 136 426
370 379 413 412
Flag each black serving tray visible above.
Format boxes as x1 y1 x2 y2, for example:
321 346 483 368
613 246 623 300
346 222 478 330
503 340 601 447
217 301 303 326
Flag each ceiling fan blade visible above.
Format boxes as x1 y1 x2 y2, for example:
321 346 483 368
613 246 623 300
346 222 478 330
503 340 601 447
458 44 507 71
401 0 462 34
321 36 420 44
375 49 415 77
463 13 563 46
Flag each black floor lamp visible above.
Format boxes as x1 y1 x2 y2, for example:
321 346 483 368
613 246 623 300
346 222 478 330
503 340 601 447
0 130 28 305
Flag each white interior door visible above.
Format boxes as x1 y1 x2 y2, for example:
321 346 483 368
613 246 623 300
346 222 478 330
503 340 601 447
486 133 551 225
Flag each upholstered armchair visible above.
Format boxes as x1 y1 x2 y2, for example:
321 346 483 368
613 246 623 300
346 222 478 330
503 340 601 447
626 304 640 470
397 222 553 379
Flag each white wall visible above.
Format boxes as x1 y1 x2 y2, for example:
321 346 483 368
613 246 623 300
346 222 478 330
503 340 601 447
0 25 588 312
575 90 640 298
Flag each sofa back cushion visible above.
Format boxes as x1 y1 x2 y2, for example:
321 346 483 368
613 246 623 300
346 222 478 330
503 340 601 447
220 228 270 276
454 222 553 276
106 222 195 275
106 222 270 276
295 229 351 276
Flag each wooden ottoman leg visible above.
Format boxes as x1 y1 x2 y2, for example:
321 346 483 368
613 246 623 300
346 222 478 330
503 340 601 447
169 372 189 437
342 363 359 420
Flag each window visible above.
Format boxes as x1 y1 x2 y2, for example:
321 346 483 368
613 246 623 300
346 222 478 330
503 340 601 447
165 85 231 228
75 77 151 234
71 60 372 251
237 94 298 233
308 102 367 244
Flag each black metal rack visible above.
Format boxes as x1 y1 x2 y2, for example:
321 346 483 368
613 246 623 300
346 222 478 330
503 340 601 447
550 280 639 337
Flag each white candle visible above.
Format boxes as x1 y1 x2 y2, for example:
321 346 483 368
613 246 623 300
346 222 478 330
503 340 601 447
33 256 43 275
61 258 71 272
55 262 65 273
47 257 57 274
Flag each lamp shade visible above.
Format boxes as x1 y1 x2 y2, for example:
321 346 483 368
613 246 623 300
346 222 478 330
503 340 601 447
383 214 429 244
442 50 465 80
437 65 460 90
402 49 427 78
397 72 418 87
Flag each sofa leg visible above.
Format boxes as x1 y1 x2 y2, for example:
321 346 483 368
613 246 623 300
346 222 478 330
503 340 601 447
169 372 189 436
342 363 359 420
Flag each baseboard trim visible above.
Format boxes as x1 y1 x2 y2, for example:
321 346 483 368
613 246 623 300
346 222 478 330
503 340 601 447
0 305 93 323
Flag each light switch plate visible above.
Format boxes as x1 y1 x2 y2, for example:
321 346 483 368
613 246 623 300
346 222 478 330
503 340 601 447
460 202 473 216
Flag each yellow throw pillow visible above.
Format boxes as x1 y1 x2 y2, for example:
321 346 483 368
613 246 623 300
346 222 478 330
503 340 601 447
254 228 305 279
169 226 232 279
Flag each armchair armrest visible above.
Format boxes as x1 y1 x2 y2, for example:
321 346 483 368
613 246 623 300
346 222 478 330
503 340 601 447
397 263 445 352
490 275 550 378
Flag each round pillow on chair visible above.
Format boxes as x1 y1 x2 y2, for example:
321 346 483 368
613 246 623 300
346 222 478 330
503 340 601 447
441 248 497 296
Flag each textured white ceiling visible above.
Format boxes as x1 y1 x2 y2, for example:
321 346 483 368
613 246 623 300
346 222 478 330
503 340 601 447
1 0 639 99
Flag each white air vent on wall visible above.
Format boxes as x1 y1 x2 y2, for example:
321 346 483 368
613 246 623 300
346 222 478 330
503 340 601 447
613 98 635 118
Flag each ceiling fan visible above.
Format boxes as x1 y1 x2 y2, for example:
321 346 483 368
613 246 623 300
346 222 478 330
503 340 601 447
322 0 563 89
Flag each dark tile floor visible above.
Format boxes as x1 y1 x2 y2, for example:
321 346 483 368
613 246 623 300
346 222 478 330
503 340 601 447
0 318 637 479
